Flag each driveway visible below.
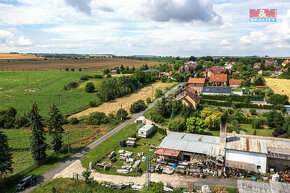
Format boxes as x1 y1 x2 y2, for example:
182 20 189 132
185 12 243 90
22 83 183 193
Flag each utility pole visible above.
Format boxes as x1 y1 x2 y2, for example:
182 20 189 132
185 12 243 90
121 104 123 121
67 130 70 155
26 74 29 88
151 86 153 101
146 155 151 190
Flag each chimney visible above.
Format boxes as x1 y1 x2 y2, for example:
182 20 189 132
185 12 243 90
219 116 227 152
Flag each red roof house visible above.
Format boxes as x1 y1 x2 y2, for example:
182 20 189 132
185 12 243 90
210 74 228 86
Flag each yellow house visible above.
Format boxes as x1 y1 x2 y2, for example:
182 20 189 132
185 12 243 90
181 93 201 110
282 60 289 67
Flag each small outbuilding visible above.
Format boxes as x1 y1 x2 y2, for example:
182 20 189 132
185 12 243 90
138 124 154 138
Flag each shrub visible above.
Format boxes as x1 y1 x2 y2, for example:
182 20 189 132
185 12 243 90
78 68 82 71
160 76 167 82
250 108 257 115
71 68 74 71
253 130 257 135
64 82 78 90
82 169 92 184
65 68 69 71
15 114 30 128
86 112 108 125
89 100 98 107
154 89 163 98
146 97 152 105
85 82 95 93
116 108 128 120
69 117 79 125
150 112 164 123
252 119 261 129
272 131 279 137
130 100 147 113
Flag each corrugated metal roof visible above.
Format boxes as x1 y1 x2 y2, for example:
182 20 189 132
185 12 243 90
158 132 222 157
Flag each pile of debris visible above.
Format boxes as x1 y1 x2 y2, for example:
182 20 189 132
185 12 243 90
126 138 137 147
117 150 143 174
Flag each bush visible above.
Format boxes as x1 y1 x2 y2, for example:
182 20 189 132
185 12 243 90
160 76 167 82
146 97 152 105
64 82 78 90
15 114 30 128
154 89 163 98
250 108 257 115
253 130 257 135
85 82 95 93
65 68 69 71
150 112 164 123
272 131 279 137
252 119 261 129
130 100 147 113
69 117 79 125
71 68 74 71
80 75 92 81
78 68 82 71
89 100 98 107
116 108 128 120
86 112 108 125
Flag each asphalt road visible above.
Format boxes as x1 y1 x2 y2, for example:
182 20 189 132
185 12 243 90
22 83 182 193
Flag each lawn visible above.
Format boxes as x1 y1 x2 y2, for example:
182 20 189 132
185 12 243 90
0 71 102 116
0 125 110 193
30 178 136 193
239 124 274 137
81 123 165 176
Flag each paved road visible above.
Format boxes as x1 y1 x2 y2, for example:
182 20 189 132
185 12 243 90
22 83 182 192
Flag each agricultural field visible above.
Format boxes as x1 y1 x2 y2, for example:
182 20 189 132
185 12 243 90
265 78 290 102
0 71 103 116
0 53 43 60
72 81 177 118
0 125 109 193
0 58 162 71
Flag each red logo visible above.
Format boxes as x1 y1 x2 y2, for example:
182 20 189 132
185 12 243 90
250 9 277 18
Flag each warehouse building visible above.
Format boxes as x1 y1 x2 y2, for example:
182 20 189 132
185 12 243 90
155 117 290 173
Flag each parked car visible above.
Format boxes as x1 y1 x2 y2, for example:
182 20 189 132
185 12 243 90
15 175 36 191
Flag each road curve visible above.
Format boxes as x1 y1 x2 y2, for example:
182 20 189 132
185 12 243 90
22 83 182 193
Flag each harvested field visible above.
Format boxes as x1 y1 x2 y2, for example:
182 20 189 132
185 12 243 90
0 58 163 71
265 78 290 102
71 82 176 118
0 53 43 60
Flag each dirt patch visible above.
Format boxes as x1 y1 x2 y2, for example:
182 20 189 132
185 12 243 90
70 82 176 118
24 89 36 92
0 58 163 71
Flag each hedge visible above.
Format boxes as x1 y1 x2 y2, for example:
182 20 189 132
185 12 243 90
200 99 281 110
201 94 264 102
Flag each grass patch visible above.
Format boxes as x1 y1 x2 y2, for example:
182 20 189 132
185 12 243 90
239 124 274 137
30 178 135 193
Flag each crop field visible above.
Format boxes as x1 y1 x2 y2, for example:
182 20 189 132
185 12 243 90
0 58 162 71
0 71 104 116
0 53 43 60
71 81 176 118
265 78 290 102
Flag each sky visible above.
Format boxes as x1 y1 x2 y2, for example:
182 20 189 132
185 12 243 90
0 0 289 57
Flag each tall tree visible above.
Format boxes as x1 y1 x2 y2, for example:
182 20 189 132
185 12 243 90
29 102 47 164
0 130 13 177
48 104 64 152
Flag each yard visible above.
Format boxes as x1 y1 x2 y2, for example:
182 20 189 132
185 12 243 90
265 78 290 102
82 123 165 176
72 81 177 117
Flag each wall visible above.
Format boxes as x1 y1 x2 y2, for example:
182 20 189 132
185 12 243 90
268 158 290 170
225 149 267 173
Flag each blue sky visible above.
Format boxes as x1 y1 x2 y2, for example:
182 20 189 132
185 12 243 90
0 0 289 56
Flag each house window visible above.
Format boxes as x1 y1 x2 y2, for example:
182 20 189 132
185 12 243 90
183 155 191 161
257 165 261 169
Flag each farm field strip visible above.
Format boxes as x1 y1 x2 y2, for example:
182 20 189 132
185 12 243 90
0 53 43 60
265 78 290 102
71 81 176 118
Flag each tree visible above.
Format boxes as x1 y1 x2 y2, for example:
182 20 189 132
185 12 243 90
265 110 284 128
141 182 164 193
268 94 289 105
253 130 257 135
103 67 110 75
48 104 64 152
29 102 47 164
116 108 128 120
186 117 206 134
250 108 257 115
205 115 220 130
252 119 261 129
146 97 151 105
0 130 13 177
85 82 95 93
189 56 196 61
120 64 125 72
154 89 163 98
130 100 147 113
253 76 266 86
86 112 108 125
169 116 186 132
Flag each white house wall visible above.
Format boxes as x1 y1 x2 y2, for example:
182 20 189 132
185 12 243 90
225 149 267 173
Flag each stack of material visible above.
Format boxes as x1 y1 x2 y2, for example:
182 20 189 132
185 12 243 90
117 169 129 174
148 165 155 173
108 151 116 159
120 139 126 147
109 182 125 189
132 184 143 191
155 164 161 173
121 162 132 170
132 160 141 169
126 138 137 147
162 166 174 175
120 151 133 161
176 165 187 174
126 157 135 162
137 152 144 157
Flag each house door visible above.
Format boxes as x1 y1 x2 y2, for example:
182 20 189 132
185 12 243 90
183 155 191 161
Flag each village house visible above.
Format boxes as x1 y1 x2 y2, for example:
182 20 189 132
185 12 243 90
264 59 278 66
253 63 262 69
209 66 232 75
187 78 206 92
184 61 199 74
275 67 288 75
110 69 117 75
181 89 202 110
202 86 232 95
155 117 290 174
209 74 228 86
229 79 241 88
282 59 290 67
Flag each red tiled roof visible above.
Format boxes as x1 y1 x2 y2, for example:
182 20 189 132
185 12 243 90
184 87 196 95
229 79 241 85
254 63 261 68
249 77 254 79
210 74 227 82
256 86 268 88
154 148 180 157
188 78 206 84
111 69 117 73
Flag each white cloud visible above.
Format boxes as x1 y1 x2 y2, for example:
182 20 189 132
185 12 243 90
240 31 269 44
17 37 33 46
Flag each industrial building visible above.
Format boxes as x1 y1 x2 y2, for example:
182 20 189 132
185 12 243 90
155 117 290 174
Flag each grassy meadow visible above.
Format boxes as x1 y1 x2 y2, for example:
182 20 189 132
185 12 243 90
0 71 102 116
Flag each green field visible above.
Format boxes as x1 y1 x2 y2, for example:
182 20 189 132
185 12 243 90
0 71 102 116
